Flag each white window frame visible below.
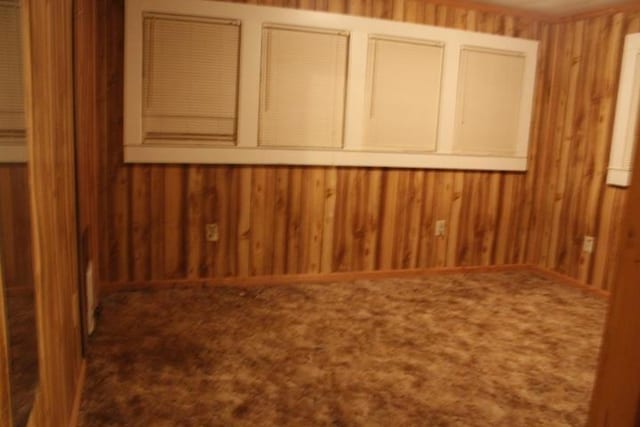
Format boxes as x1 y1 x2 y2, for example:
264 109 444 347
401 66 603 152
608 33 640 187
124 0 538 171
0 140 27 163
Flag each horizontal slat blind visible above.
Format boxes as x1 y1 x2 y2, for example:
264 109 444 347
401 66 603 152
142 14 240 143
623 53 640 170
363 37 443 152
454 47 525 155
0 2 25 139
259 26 348 148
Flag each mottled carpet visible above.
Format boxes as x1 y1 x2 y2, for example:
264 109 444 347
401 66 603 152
6 293 38 427
79 271 607 426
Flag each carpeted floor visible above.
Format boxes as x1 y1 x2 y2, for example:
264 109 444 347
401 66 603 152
79 271 607 426
6 292 39 427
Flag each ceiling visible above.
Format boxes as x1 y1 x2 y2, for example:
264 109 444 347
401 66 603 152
477 0 629 15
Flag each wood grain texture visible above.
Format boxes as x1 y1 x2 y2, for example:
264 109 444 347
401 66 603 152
526 9 639 291
88 0 639 292
0 165 33 290
97 0 555 290
75 0 101 306
587 76 640 426
21 0 83 425
0 248 13 427
102 264 529 293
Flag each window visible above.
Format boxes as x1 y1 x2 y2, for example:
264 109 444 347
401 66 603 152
124 0 538 170
0 1 26 163
259 25 348 148
142 14 240 144
363 36 443 152
453 47 526 156
608 33 640 187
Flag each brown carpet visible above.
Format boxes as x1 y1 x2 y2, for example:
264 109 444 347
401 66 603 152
79 271 606 426
6 293 39 427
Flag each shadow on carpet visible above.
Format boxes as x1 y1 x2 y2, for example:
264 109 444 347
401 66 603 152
79 271 606 426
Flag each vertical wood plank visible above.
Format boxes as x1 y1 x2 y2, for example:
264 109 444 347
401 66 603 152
215 167 234 277
186 167 204 278
287 167 303 273
378 170 399 269
363 169 382 271
250 167 268 275
22 0 84 424
130 166 150 281
445 173 464 266
320 168 337 272
0 232 12 427
163 166 185 278
272 167 289 275
237 167 252 276
587 115 640 426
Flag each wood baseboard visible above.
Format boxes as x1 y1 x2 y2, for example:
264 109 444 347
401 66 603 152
528 265 610 299
101 264 610 300
101 264 527 294
68 359 86 427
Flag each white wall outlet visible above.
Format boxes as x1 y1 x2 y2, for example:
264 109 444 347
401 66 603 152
435 220 446 237
206 223 219 242
583 236 595 254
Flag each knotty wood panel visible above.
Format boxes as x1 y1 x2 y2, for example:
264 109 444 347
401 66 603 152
94 0 638 292
75 0 100 294
22 0 83 425
587 87 640 426
0 164 33 290
0 254 12 427
526 9 640 290
97 0 554 289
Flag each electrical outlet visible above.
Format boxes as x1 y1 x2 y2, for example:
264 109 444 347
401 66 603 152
435 220 446 237
583 236 595 254
206 223 219 242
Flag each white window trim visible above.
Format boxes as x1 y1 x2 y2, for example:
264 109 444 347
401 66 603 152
124 0 538 171
0 141 27 163
608 33 640 187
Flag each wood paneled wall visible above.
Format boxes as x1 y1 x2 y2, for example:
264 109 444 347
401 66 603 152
0 165 33 289
97 0 554 287
587 78 640 426
22 0 83 425
92 0 640 292
0 256 12 427
526 10 640 290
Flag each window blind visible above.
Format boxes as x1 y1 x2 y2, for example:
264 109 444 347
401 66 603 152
259 25 348 148
142 14 240 143
363 37 443 151
623 53 640 170
454 47 525 155
0 2 25 139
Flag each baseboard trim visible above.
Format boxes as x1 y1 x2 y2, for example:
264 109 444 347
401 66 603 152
69 359 86 427
101 264 610 300
529 266 610 299
101 264 526 294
